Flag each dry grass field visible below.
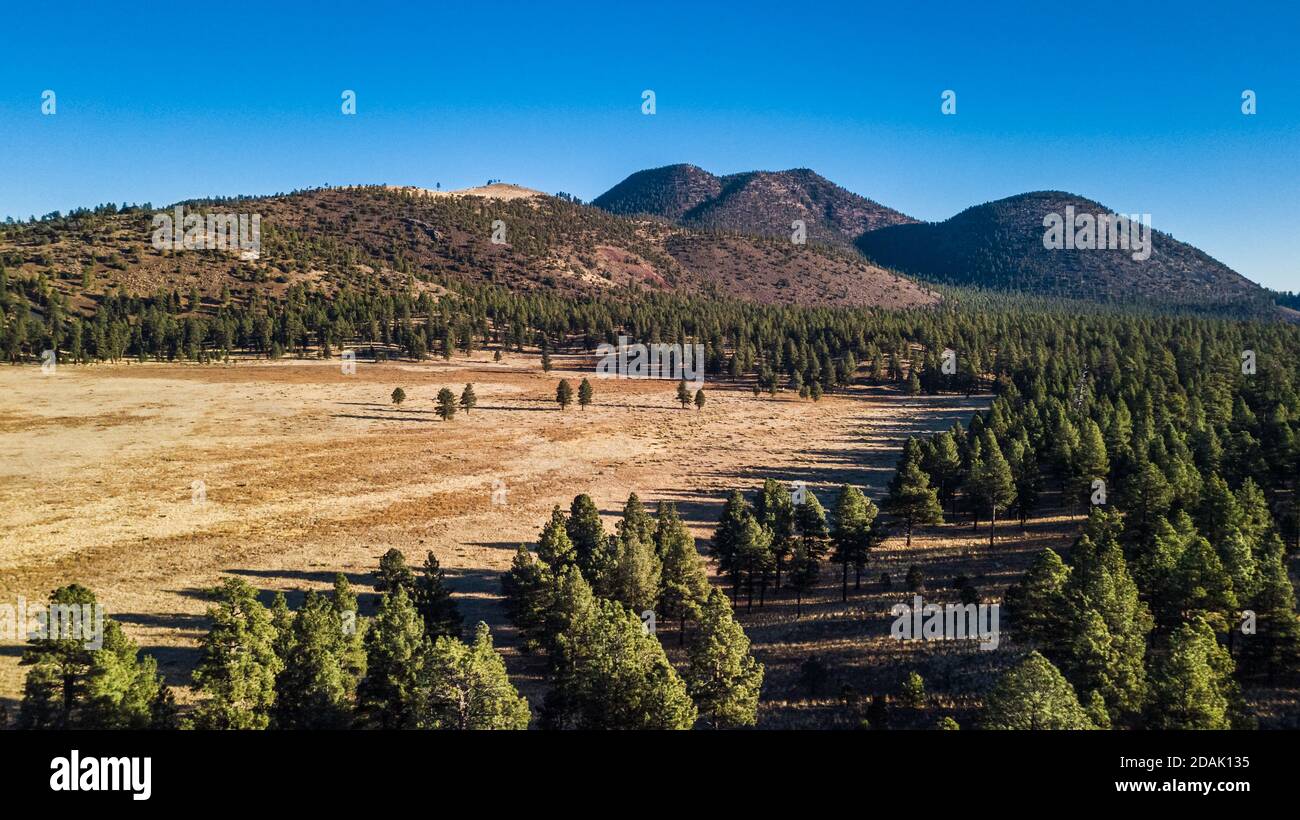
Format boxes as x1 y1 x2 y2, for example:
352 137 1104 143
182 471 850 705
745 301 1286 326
14 352 1275 727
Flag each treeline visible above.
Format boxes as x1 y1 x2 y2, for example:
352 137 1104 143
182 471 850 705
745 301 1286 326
16 550 529 730
501 494 763 728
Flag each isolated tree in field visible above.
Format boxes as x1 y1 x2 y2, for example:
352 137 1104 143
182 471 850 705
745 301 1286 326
500 546 554 652
435 387 457 421
541 346 552 372
357 586 427 729
459 383 476 414
420 623 530 730
676 379 692 409
191 577 283 730
1147 618 1252 729
537 505 577 569
965 429 1017 546
376 548 415 595
578 377 593 410
884 442 944 546
694 388 706 409
982 651 1094 730
656 504 710 644
831 484 880 600
905 370 921 396
544 597 696 730
273 591 353 729
391 387 406 405
556 378 573 410
901 671 926 708
413 551 463 640
686 588 764 728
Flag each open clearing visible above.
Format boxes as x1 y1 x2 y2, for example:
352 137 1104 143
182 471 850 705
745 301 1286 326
1 353 1078 726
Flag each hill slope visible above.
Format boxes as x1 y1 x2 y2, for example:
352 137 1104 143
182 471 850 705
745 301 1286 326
856 191 1260 303
594 164 916 249
0 185 938 315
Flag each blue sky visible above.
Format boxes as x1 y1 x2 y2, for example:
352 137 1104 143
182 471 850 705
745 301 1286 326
1 0 1296 290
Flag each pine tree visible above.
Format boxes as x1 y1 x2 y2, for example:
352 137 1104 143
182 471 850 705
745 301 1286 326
273 591 353 729
694 388 706 409
786 540 820 617
656 503 710 645
500 545 554 652
1004 548 1071 650
927 431 963 514
1238 537 1300 682
1147 619 1252 729
18 584 100 728
736 514 775 611
965 429 1017 545
1062 517 1153 724
391 387 405 405
905 369 921 396
413 551 463 640
459 383 477 414
610 528 661 614
545 597 696 730
884 441 944 546
537 505 578 569
676 379 692 409
420 623 530 729
982 651 1095 730
1172 535 1238 631
435 387 457 420
831 484 880 600
578 377 593 410
686 589 764 728
711 490 752 601
754 479 795 589
617 492 656 546
564 494 612 587
376 548 415 594
191 578 283 730
357 586 427 729
1072 419 1109 513
556 378 573 410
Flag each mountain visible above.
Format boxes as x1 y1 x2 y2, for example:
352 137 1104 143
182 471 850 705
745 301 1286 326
593 164 916 249
856 191 1261 303
0 185 938 315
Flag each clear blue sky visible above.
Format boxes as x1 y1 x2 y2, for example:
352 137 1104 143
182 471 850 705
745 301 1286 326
2 0 1296 290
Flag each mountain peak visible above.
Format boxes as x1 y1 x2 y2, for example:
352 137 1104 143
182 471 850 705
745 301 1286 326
594 165 915 248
